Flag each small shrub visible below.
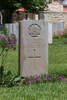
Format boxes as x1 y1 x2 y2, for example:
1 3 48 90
60 30 67 44
60 30 67 37
53 32 60 39
0 73 64 87
0 30 17 85
0 28 8 36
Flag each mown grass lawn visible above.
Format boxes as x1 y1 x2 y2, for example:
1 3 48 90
0 38 67 100
49 39 67 77
0 82 67 100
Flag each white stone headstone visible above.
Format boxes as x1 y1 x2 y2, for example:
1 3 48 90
35 14 38 20
20 20 48 77
0 24 4 30
52 22 57 36
52 21 64 36
13 23 19 43
5 24 13 35
5 23 19 43
39 12 44 20
8 24 13 35
48 22 52 44
57 21 64 34
5 24 9 33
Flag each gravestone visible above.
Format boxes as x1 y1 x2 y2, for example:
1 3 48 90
5 23 19 43
0 24 4 31
35 14 38 20
19 20 48 77
57 21 64 34
39 12 44 20
52 21 64 36
48 22 52 44
5 24 9 32
12 23 19 43
5 24 13 35
52 22 57 36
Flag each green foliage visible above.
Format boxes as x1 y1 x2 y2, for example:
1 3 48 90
0 28 8 36
0 0 48 13
0 30 16 86
0 0 22 23
13 77 21 82
0 0 48 23
0 66 12 85
0 0 22 10
21 0 48 13
53 32 60 39
0 66 4 80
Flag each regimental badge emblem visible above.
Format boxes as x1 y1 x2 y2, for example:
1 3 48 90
28 24 41 37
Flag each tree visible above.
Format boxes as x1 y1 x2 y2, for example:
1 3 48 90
0 0 22 23
21 0 48 13
0 0 48 23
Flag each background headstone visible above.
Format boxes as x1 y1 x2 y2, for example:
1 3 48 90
20 20 48 77
35 14 38 20
48 22 52 44
57 21 64 34
52 21 64 36
38 12 44 20
0 24 4 31
5 23 19 43
52 22 57 36
12 23 19 43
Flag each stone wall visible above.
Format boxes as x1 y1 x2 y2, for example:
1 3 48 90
39 11 67 28
48 2 63 12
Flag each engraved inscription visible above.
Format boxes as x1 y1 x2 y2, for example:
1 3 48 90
28 56 41 58
27 47 41 58
28 24 41 37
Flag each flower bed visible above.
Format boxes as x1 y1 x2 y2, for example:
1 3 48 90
0 73 64 87
59 30 67 44
60 30 67 37
1 73 63 87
